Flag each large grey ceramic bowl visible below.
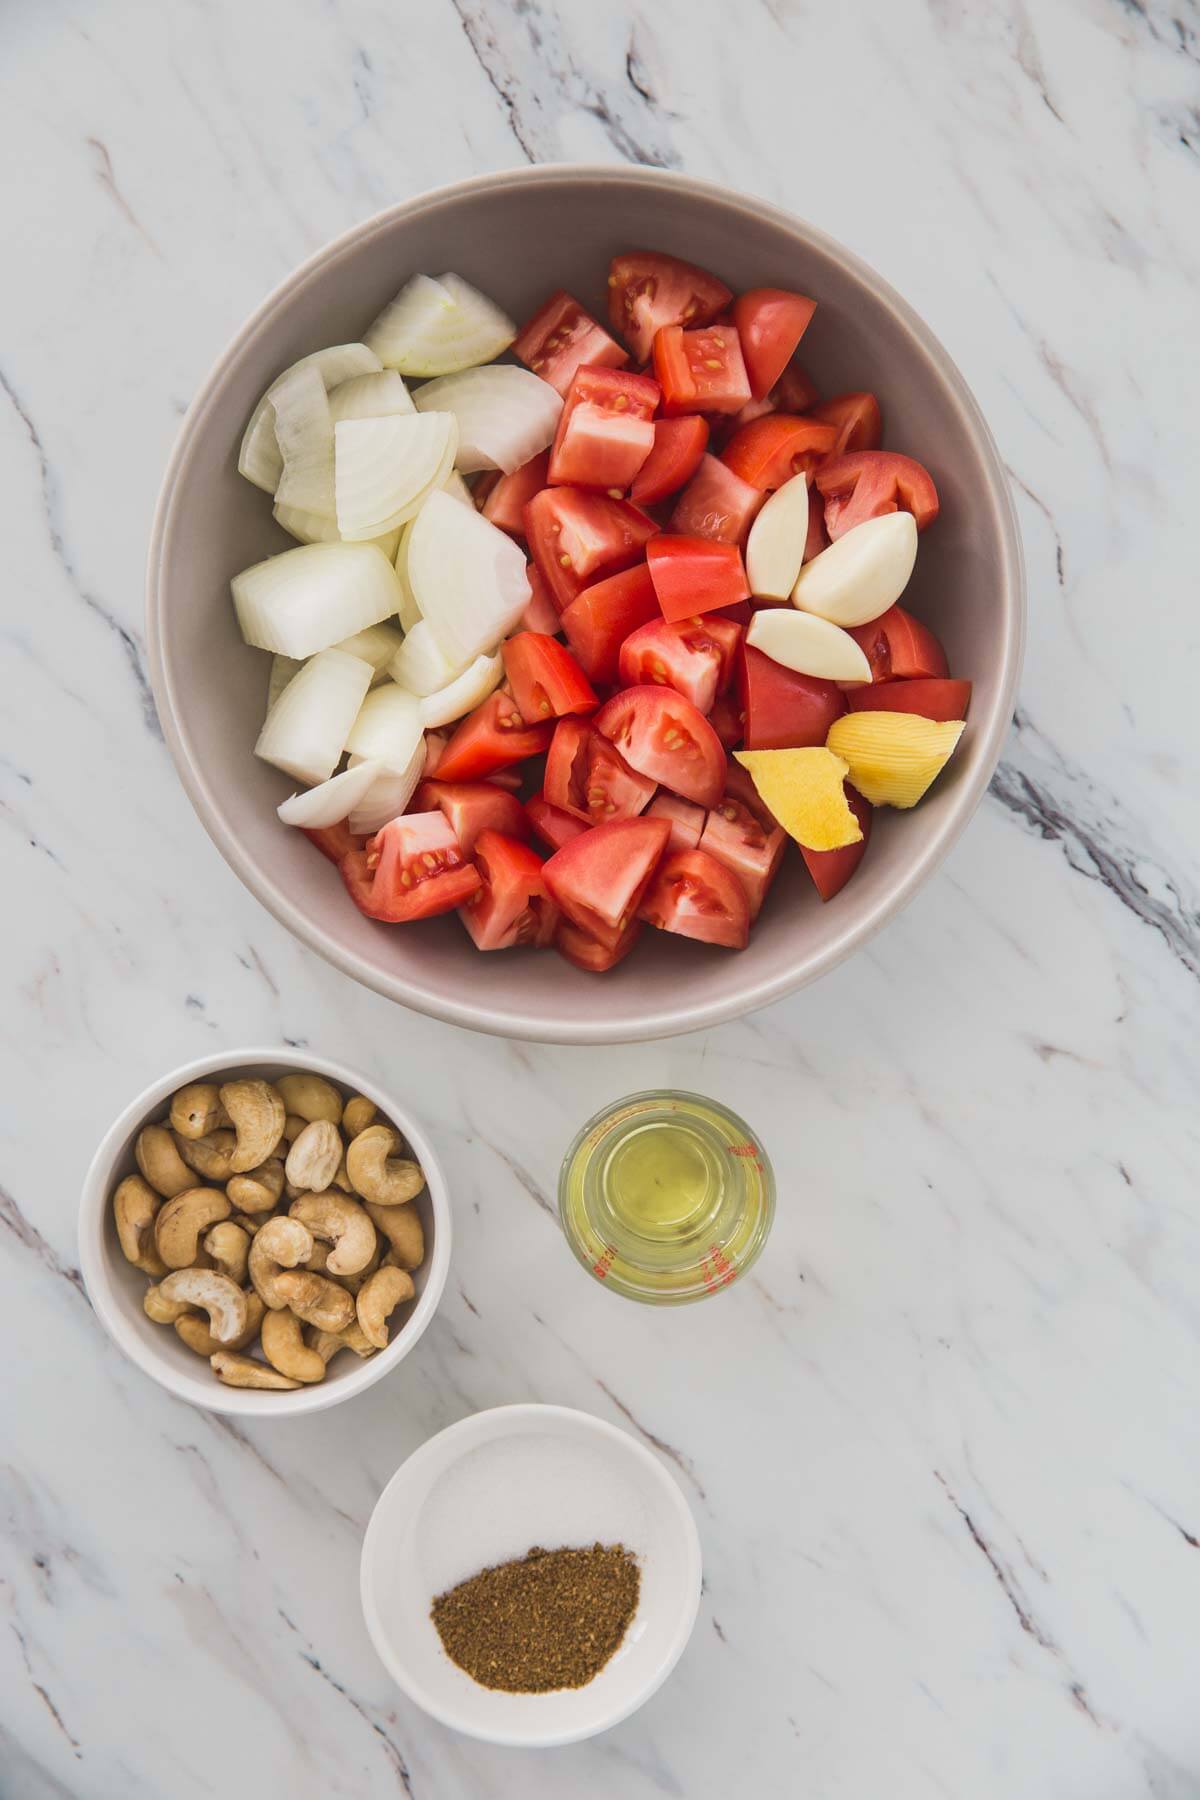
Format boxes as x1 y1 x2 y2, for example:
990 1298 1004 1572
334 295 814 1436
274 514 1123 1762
148 165 1023 1045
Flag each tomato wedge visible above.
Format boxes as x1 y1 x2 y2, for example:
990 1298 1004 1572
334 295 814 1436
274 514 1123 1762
520 559 561 634
630 416 709 505
639 848 750 950
731 288 817 398
556 915 642 972
846 677 971 722
619 614 741 715
608 252 732 362
773 363 821 413
737 642 845 750
480 452 549 537
512 289 628 395
459 830 558 950
646 792 705 851
414 780 529 857
800 787 872 901
707 691 743 750
547 367 659 491
559 562 661 684
699 777 786 920
543 816 671 948
501 631 598 723
653 323 752 416
722 415 838 489
525 487 658 611
544 717 656 825
434 689 554 783
848 606 949 681
646 535 750 622
341 814 481 923
526 793 589 852
803 483 829 564
594 684 726 808
808 392 882 457
668 454 764 545
816 451 940 539
302 820 362 864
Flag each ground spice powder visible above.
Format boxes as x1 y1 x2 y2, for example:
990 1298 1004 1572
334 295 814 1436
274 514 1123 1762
430 1543 640 1692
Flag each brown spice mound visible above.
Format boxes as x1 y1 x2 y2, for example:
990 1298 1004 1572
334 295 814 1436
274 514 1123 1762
431 1543 640 1693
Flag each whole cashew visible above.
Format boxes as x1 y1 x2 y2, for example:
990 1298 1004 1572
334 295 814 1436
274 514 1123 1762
273 1270 355 1333
327 1239 381 1296
284 1120 343 1194
112 1175 168 1276
310 1319 377 1362
220 1079 287 1173
341 1095 377 1139
175 1290 265 1357
356 1265 415 1349
154 1187 231 1270
169 1082 229 1140
288 1191 376 1275
365 1200 425 1272
260 1310 327 1383
135 1126 193 1199
248 1215 314 1311
226 1158 285 1214
277 1072 343 1125
176 1129 238 1183
211 1351 300 1391
282 1113 307 1143
156 1269 249 1345
203 1221 250 1287
144 1282 194 1324
305 1240 332 1273
346 1126 424 1207
331 1152 353 1195
230 1212 264 1237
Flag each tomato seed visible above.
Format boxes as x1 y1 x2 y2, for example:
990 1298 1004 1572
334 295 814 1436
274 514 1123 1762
559 553 572 567
704 358 723 370
400 870 413 887
613 394 628 411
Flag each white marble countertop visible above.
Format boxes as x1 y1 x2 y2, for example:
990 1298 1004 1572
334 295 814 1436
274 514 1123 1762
3 0 1199 1794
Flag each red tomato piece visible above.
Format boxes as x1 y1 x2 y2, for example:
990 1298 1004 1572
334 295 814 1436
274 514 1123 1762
434 690 554 783
846 677 971 722
668 454 765 545
485 768 524 791
525 488 658 610
646 535 750 622
555 914 642 972
458 829 558 951
543 815 672 948
520 560 561 634
653 324 752 416
803 483 829 564
630 415 709 505
618 614 741 715
646 793 705 852
773 363 821 413
525 793 589 852
848 606 949 681
559 562 661 684
722 415 838 490
512 289 628 396
707 691 744 750
544 717 656 825
413 780 529 857
639 848 750 950
594 684 727 808
480 452 549 536
501 632 598 723
737 642 845 750
816 451 940 539
547 367 659 491
699 785 786 921
607 252 732 362
731 288 817 399
801 788 872 901
301 820 361 864
807 392 882 458
341 815 481 923
421 731 447 778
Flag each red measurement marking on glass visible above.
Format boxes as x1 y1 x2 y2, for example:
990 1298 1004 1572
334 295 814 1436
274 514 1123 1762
701 1242 737 1291
727 1141 759 1158
592 1244 617 1280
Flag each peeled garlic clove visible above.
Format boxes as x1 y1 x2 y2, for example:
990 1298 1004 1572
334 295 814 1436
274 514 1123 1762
746 609 871 684
826 711 965 808
791 512 917 628
734 748 863 850
746 471 810 601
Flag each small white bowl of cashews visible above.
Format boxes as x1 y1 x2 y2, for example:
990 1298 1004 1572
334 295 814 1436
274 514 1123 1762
79 1047 451 1416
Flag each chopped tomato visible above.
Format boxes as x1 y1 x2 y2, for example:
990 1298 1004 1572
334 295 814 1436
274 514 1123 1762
699 786 785 920
422 731 447 778
302 820 361 864
501 631 598 723
512 289 628 395
722 415 838 489
708 691 743 750
816 451 939 539
848 606 949 681
543 815 671 948
525 487 658 611
341 815 480 923
414 780 529 857
480 452 549 536
773 363 821 413
459 829 558 950
547 367 659 491
737 642 845 750
846 677 971 722
804 483 829 563
607 251 732 362
434 690 554 783
544 717 656 825
808 392 882 457
559 562 661 684
646 535 750 622
526 793 589 852
520 559 561 633
801 787 872 901
639 848 750 950
653 323 751 415
731 288 817 398
668 454 764 545
485 767 524 791
594 684 726 808
555 914 642 972
646 792 705 851
630 416 709 505
619 614 741 714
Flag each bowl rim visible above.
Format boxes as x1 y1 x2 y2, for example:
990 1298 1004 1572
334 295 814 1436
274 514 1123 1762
147 163 1025 1045
78 1045 452 1417
358 1400 703 1746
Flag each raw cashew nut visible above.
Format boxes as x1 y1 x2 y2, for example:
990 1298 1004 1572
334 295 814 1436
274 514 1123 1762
248 1215 314 1310
326 1238 381 1296
277 1072 343 1126
135 1126 193 1199
112 1175 168 1276
211 1351 300 1391
154 1187 231 1270
288 1191 376 1275
156 1269 249 1345
365 1200 425 1272
169 1082 229 1140
332 1152 353 1194
283 1113 307 1143
285 1119 343 1194
175 1290 265 1357
220 1079 286 1173
230 1212 264 1237
226 1158 285 1214
305 1240 331 1273
310 1319 377 1363
260 1310 327 1383
273 1269 355 1333
356 1265 415 1349
341 1095 377 1139
176 1129 238 1183
346 1126 424 1207
203 1221 250 1286
144 1282 195 1324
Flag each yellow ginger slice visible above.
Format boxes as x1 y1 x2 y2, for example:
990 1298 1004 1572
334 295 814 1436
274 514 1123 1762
826 711 964 808
734 748 863 851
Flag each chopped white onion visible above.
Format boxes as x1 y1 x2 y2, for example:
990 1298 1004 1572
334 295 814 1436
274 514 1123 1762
277 758 382 827
334 622 404 684
344 682 424 768
441 468 475 507
347 738 426 836
418 652 504 729
334 412 457 541
267 653 303 711
412 366 561 474
746 472 809 601
239 344 380 497
272 363 335 517
327 370 415 423
388 620 467 697
393 519 422 632
254 649 374 785
272 500 400 563
364 272 516 377
232 542 404 658
407 489 531 665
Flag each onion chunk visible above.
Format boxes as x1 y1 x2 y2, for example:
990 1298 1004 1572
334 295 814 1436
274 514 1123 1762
365 272 516 377
232 541 404 659
412 366 561 474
